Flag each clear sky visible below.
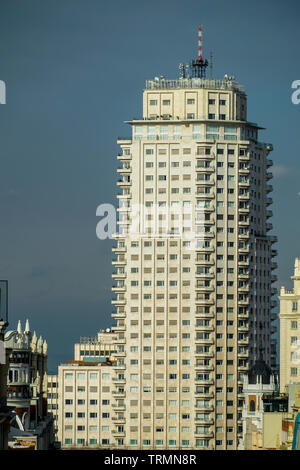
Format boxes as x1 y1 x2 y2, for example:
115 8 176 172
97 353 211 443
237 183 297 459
0 0 299 372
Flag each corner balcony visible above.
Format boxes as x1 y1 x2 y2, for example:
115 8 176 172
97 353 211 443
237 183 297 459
238 338 249 345
238 153 250 161
195 325 214 332
112 415 126 423
238 285 250 293
112 403 126 411
111 324 126 332
112 376 126 383
266 172 273 180
196 218 215 227
195 432 214 439
112 256 126 266
111 311 126 319
117 165 132 174
196 204 215 213
238 311 249 319
238 166 250 175
238 259 250 267
112 272 126 280
195 404 214 412
117 178 131 187
195 351 215 359
239 245 250 253
266 210 273 218
238 179 250 188
112 429 125 437
195 364 214 372
195 338 215 345
238 206 250 214
195 258 215 266
238 219 250 227
114 339 126 347
117 152 132 160
196 191 215 199
195 311 215 319
266 159 273 167
238 193 250 202
196 178 215 186
112 246 127 254
238 273 249 280
195 298 215 306
266 184 273 193
195 272 215 279
112 390 126 398
195 378 214 386
195 284 214 293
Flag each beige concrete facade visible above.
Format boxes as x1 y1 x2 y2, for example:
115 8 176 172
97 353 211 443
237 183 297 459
279 258 300 392
57 361 114 448
112 73 276 449
74 330 118 362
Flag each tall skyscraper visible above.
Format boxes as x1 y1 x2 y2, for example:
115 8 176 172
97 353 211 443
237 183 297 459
111 26 277 450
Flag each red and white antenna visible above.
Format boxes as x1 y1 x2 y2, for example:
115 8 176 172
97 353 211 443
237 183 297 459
197 25 203 60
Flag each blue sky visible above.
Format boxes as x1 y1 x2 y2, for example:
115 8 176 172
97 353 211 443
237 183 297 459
0 0 299 372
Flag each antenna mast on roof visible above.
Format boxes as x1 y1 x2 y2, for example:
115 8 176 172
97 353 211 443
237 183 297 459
190 25 209 79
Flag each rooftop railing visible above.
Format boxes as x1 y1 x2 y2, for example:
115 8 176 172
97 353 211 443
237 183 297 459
145 77 245 93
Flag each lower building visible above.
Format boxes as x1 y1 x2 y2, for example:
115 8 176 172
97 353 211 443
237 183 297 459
57 359 115 449
0 318 14 450
4 320 55 450
279 258 300 392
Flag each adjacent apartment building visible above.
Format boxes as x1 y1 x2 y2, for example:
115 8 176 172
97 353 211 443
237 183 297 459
111 27 277 450
279 258 300 393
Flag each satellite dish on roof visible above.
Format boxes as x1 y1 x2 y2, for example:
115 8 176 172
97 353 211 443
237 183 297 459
106 328 111 333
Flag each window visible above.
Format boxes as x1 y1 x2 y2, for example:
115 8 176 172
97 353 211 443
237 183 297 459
187 98 195 104
160 126 168 140
192 124 201 139
134 126 143 140
150 99 157 105
291 368 298 376
173 126 181 140
206 125 219 139
291 321 298 329
292 302 298 312
224 126 237 140
147 126 156 140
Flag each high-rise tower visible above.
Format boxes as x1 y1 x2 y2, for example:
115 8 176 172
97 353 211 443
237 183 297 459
111 26 277 450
